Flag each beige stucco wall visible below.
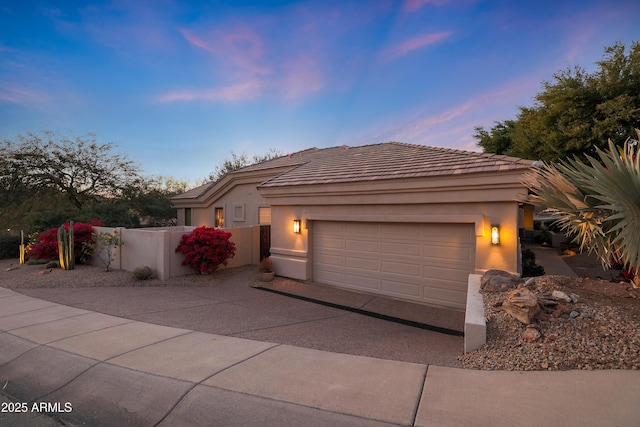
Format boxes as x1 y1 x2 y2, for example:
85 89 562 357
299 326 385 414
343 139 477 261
177 183 269 228
89 225 260 280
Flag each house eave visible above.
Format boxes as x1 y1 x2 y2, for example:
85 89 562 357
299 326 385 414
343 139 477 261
258 170 532 205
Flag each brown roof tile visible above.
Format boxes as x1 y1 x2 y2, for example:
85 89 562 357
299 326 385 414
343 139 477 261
258 142 534 187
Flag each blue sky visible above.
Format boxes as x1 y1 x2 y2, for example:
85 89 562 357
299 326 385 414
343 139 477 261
1 0 638 183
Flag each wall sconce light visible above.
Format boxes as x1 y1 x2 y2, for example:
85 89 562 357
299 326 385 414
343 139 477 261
491 225 500 245
293 219 301 234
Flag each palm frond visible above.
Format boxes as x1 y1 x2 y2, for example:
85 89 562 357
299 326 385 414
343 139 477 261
522 131 640 271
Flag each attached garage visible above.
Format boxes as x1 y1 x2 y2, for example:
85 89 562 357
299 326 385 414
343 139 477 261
312 221 475 310
250 142 534 312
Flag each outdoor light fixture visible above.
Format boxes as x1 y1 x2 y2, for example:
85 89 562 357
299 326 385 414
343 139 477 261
491 225 500 245
293 219 301 234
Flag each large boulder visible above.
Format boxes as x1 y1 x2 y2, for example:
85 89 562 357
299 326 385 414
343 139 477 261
481 269 524 292
502 287 541 324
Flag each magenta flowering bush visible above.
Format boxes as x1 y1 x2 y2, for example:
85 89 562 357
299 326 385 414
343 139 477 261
29 220 101 262
175 226 236 274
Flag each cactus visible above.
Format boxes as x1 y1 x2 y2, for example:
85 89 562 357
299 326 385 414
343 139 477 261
57 221 75 270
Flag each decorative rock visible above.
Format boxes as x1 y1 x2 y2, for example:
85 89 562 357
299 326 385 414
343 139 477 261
481 269 524 292
570 311 580 318
552 290 572 302
502 287 540 324
551 303 571 318
524 277 536 287
523 325 541 342
569 294 580 303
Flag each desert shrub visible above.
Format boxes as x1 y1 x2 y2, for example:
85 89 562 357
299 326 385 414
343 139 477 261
133 266 154 280
0 235 20 259
29 221 99 262
175 226 236 274
522 248 545 277
89 230 124 271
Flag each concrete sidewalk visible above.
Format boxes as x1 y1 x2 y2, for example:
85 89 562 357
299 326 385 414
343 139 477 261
1 286 639 426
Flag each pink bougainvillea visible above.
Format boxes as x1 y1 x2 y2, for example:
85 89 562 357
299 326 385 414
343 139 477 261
175 226 236 274
29 220 101 262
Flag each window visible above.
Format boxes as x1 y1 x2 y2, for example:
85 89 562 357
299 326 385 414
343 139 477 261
184 208 192 226
233 203 245 222
215 207 224 228
259 207 271 224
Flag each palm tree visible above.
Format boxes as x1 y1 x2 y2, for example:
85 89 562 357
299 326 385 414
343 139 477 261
522 130 640 288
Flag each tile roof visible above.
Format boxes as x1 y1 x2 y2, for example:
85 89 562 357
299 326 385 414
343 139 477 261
258 142 534 187
173 142 534 200
172 147 334 200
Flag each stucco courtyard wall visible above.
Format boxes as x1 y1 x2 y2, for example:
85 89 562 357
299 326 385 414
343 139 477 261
89 225 260 280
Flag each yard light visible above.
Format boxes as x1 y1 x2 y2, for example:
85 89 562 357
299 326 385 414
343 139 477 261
491 225 500 245
293 219 301 234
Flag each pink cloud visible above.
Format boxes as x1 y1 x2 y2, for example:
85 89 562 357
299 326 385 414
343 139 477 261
280 56 324 100
403 0 449 13
0 83 50 105
381 32 452 61
348 74 541 148
181 27 271 76
155 79 265 103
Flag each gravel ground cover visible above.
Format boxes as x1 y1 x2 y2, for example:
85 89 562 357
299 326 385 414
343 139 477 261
459 251 640 371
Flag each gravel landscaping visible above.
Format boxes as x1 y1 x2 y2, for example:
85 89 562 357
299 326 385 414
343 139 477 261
459 251 640 371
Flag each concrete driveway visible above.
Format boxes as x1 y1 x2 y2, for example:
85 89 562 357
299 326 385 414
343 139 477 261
10 265 464 367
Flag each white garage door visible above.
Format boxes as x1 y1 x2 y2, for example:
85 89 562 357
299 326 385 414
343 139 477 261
312 221 475 310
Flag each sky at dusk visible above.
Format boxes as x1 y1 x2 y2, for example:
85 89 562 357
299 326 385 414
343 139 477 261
1 0 639 182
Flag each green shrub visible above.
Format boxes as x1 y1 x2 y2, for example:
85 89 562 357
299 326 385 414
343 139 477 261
0 235 20 259
522 248 545 277
133 266 154 280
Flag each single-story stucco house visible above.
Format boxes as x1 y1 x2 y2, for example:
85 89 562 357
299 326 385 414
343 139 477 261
172 142 535 310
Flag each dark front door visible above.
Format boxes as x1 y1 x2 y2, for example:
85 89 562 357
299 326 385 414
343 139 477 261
259 225 271 260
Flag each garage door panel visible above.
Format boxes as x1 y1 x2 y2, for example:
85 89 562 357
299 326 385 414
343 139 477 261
345 239 379 253
315 253 344 268
423 245 473 263
317 236 345 250
381 242 421 257
345 274 379 290
422 265 470 282
380 223 419 238
381 261 421 278
420 224 473 240
314 269 344 286
346 256 379 271
313 221 475 310
381 280 421 298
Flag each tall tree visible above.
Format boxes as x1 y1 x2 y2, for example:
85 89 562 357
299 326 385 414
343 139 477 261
476 41 640 161
1 131 142 209
207 148 283 182
125 175 191 226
